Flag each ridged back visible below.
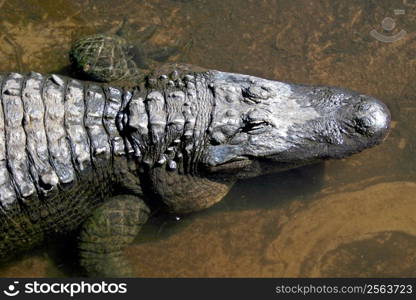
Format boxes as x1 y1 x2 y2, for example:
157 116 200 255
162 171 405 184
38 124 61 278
0 72 126 210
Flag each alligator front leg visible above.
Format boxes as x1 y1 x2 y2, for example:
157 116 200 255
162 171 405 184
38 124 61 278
78 195 149 277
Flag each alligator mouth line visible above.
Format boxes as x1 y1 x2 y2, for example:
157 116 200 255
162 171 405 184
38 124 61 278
207 156 252 172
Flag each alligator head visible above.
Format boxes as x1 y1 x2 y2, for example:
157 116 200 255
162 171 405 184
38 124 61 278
202 71 391 178
142 69 390 213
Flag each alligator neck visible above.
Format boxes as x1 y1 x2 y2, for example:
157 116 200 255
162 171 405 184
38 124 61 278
117 70 215 174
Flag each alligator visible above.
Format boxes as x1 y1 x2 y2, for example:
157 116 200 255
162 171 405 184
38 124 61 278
0 34 391 277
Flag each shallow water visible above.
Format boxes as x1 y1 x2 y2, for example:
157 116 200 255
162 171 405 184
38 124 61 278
0 0 414 277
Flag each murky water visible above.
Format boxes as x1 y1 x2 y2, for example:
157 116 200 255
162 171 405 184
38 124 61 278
0 0 414 277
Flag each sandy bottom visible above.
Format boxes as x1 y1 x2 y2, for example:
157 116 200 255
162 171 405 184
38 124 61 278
120 181 416 277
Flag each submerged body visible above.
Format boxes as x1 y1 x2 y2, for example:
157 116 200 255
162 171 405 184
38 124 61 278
0 63 390 275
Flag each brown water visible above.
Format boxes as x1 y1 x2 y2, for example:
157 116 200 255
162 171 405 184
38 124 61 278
0 0 414 277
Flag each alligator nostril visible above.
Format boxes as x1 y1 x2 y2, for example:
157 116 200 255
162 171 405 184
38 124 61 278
355 98 391 138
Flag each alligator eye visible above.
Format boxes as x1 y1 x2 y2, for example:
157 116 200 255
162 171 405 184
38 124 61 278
242 120 269 134
242 86 273 103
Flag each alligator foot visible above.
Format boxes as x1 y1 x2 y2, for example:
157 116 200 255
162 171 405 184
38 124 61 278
78 195 149 277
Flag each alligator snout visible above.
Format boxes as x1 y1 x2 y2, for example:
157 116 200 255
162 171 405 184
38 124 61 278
352 96 391 142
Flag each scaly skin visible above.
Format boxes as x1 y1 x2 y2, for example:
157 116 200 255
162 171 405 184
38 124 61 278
0 62 391 276
0 72 132 259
